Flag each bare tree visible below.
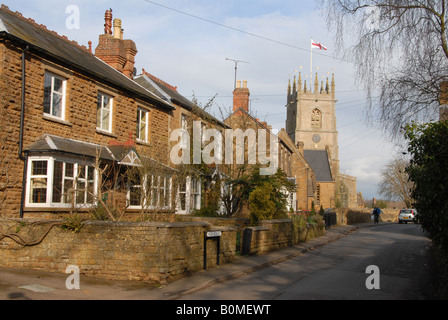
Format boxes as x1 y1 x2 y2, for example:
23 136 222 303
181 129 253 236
378 157 414 207
318 0 448 137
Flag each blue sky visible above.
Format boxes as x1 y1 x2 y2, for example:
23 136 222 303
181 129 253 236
1 0 400 200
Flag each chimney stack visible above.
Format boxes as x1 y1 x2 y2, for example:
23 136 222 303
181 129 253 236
233 80 250 112
95 9 138 79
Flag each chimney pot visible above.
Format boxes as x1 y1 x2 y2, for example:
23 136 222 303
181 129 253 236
113 18 122 39
104 10 113 35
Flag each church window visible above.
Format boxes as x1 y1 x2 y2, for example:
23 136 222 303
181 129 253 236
311 109 322 129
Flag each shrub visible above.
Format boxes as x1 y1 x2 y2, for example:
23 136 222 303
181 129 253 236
249 182 277 225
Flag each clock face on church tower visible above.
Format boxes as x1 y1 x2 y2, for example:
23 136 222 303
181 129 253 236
312 134 321 144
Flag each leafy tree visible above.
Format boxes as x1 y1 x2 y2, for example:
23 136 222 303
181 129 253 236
404 121 448 253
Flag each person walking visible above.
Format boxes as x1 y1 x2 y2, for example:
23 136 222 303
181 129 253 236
372 207 382 224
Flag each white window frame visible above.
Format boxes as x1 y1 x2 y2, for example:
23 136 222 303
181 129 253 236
127 174 172 210
137 107 149 143
159 176 172 209
25 156 98 209
176 176 190 214
97 91 113 133
176 176 201 215
191 177 201 211
43 71 67 120
180 114 188 149
127 174 145 209
28 157 50 205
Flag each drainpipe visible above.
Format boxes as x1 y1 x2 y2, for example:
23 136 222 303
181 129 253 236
19 45 29 218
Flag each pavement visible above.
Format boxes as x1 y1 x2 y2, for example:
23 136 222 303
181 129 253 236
0 223 384 300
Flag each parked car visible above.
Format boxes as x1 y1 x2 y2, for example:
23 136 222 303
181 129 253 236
398 209 418 224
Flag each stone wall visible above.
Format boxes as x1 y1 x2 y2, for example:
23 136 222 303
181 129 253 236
0 218 236 284
343 208 400 224
242 218 325 255
0 216 329 283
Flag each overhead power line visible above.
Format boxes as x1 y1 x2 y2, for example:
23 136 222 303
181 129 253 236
142 0 353 64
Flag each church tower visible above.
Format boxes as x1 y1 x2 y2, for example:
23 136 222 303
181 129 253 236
286 72 359 209
286 72 339 175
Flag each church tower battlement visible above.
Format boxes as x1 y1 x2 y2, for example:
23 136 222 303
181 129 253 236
286 72 339 176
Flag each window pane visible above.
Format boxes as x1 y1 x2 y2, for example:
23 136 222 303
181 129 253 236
151 177 158 207
32 161 48 175
179 193 186 211
102 108 110 131
136 110 141 138
76 181 86 204
97 99 102 128
52 92 62 117
130 186 141 206
139 121 146 141
64 178 73 203
164 178 170 207
53 77 63 93
65 163 74 177
43 74 52 114
30 178 47 203
103 96 111 110
181 114 187 129
52 161 63 203
78 165 86 179
87 166 94 180
87 181 94 203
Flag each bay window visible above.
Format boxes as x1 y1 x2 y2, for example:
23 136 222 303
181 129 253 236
26 157 97 208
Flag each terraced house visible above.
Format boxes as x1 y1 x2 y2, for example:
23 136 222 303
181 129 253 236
0 6 228 219
0 5 359 221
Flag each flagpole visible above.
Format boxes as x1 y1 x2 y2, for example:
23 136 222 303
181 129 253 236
310 38 313 89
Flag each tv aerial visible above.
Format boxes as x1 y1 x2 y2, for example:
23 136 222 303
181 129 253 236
226 58 250 89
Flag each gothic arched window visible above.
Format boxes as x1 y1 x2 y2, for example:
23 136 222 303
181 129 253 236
311 109 322 129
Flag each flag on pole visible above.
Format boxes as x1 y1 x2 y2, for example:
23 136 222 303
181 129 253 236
311 39 327 51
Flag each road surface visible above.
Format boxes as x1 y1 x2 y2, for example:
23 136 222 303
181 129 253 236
178 223 434 300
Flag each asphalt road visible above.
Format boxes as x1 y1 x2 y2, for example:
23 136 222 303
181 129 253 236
178 223 434 300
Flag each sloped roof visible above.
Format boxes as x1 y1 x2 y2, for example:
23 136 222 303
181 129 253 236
0 5 174 110
26 134 121 162
134 73 230 129
25 134 176 171
303 150 333 182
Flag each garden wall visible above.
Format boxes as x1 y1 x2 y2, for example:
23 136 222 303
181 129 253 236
0 216 327 284
0 218 236 284
242 218 326 255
